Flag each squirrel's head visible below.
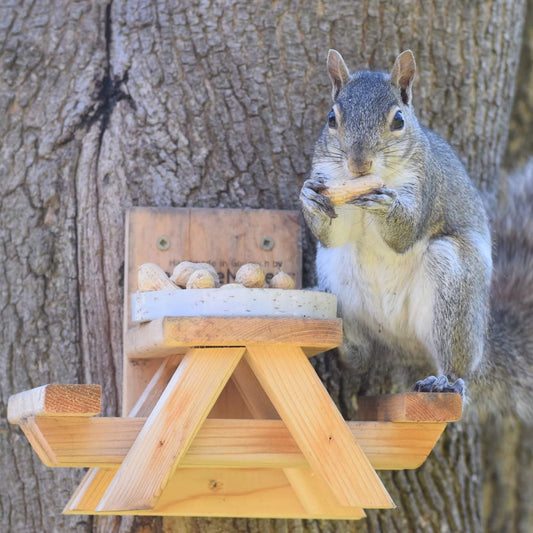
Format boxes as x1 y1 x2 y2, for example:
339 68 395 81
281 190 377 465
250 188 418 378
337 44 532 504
316 49 419 181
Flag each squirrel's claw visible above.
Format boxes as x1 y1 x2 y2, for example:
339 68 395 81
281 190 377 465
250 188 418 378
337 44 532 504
347 187 397 211
413 375 465 397
300 179 338 219
303 176 327 193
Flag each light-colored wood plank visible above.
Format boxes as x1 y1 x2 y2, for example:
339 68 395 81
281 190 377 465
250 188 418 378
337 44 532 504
34 417 447 470
66 467 366 520
352 420 446 469
68 355 183 515
358 392 463 422
222 343 323 515
18 417 58 466
188 418 306 468
228 354 318 513
227 353 347 515
283 467 366 516
208 377 254 419
97 347 245 512
65 468 117 513
230 358 279 419
245 345 394 509
122 358 165 416
128 356 181 417
125 316 342 359
7 384 101 424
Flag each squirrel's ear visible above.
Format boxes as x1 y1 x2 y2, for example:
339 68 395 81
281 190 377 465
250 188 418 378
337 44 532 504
327 49 350 100
390 50 416 105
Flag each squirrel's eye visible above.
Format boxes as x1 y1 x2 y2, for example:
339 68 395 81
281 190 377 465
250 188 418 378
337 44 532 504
328 110 337 129
390 110 405 131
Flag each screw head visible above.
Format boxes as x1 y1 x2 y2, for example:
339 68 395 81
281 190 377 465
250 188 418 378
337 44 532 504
260 236 275 251
156 235 170 251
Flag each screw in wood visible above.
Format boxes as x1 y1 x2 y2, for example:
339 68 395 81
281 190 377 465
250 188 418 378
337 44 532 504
260 236 275 251
156 236 170 251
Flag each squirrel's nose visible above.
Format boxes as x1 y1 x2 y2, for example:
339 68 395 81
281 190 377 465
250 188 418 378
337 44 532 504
346 157 373 177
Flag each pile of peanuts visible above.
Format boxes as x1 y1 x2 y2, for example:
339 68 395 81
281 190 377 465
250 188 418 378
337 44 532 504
137 261 295 292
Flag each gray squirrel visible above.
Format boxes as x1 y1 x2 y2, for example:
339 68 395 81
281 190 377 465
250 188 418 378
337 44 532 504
300 49 533 420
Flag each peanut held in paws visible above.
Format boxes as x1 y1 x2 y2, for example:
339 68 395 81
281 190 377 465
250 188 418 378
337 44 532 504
322 176 385 206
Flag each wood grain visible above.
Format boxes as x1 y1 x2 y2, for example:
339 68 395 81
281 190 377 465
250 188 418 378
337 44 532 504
66 466 367 520
125 208 302 300
122 207 302 415
283 467 366 517
66 355 186 517
125 316 343 359
228 350 337 513
245 345 394 509
96 347 245 512
358 392 463 422
7 384 101 424
66 468 117 514
30 417 448 470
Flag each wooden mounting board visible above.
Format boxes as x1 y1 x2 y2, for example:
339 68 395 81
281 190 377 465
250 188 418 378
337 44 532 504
124 207 302 316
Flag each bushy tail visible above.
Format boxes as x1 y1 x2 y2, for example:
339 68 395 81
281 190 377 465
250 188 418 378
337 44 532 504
479 159 533 422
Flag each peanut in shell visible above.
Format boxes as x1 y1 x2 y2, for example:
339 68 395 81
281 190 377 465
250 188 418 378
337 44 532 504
186 269 218 289
235 263 266 288
269 271 296 290
323 176 385 206
138 263 180 291
219 283 246 289
171 261 220 287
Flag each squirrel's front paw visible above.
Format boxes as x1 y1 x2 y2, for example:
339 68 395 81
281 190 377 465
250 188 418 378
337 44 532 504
413 375 465 396
300 177 337 219
347 187 397 212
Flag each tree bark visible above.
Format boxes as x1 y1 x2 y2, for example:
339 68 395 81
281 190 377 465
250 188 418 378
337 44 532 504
0 1 528 532
505 0 533 169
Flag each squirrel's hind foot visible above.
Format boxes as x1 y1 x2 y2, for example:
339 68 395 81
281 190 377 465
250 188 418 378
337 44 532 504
413 375 465 397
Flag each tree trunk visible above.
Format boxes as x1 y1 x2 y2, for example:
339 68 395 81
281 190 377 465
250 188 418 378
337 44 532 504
0 1 528 532
505 0 533 169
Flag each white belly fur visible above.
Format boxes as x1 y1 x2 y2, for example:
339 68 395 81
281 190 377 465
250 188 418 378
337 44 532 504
316 211 436 357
